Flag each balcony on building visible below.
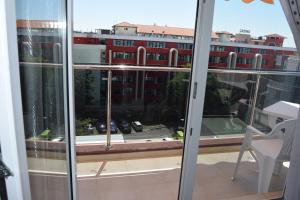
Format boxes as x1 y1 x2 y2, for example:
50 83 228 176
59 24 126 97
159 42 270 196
18 20 299 200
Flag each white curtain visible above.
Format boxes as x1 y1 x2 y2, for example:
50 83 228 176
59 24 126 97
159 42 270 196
280 1 300 199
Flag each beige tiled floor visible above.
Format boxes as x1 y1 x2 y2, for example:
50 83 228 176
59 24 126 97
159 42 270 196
75 152 285 200
28 151 285 200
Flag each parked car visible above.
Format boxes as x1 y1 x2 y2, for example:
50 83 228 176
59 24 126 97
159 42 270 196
131 121 143 132
97 120 118 134
118 120 132 134
96 121 107 134
110 120 118 134
51 136 64 142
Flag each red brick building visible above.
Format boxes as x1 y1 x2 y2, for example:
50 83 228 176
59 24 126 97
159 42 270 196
73 22 296 70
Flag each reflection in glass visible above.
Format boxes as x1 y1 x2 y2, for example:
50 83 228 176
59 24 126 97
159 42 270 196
16 0 70 199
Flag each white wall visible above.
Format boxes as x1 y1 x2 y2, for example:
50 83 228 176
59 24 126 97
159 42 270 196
217 34 231 42
73 44 106 64
285 56 300 71
114 26 137 36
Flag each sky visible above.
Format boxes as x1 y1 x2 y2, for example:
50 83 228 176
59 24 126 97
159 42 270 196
16 0 296 47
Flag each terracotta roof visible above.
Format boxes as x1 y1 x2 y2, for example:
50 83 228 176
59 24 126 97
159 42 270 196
265 33 285 38
211 32 219 39
16 20 64 29
113 22 137 28
114 22 194 37
137 24 194 37
215 31 233 35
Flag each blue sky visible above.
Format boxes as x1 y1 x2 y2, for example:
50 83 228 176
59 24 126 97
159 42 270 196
73 0 295 47
16 0 295 47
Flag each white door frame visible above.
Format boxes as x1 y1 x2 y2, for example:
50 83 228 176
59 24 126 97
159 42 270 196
66 0 78 198
179 0 215 199
0 0 31 199
0 0 77 199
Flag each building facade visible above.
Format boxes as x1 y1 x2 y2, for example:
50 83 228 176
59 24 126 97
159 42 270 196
17 20 298 120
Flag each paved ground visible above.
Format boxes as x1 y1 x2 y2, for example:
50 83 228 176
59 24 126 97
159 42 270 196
76 124 176 144
76 118 247 143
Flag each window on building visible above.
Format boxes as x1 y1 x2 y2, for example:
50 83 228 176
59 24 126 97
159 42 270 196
236 57 252 65
112 88 122 95
144 88 157 96
209 56 227 64
124 76 134 83
262 59 268 66
245 58 253 65
147 53 167 61
113 52 134 59
259 49 267 54
123 88 133 95
269 42 276 46
235 47 251 54
147 41 166 48
113 40 134 47
112 75 123 83
145 76 155 82
177 43 193 50
178 55 192 62
124 52 133 59
210 45 225 52
236 57 243 64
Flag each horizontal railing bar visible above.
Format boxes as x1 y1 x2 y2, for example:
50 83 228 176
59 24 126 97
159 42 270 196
76 64 300 76
19 62 300 76
74 64 191 72
20 62 63 67
207 68 300 76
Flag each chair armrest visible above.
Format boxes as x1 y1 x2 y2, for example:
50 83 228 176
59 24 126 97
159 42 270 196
246 125 267 137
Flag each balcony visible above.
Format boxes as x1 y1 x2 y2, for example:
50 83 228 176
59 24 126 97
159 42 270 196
20 62 299 200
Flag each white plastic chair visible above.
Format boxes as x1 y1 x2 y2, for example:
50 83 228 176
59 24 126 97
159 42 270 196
232 119 297 193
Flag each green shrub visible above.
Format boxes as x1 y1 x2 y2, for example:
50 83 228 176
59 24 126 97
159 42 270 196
76 118 97 136
39 129 52 140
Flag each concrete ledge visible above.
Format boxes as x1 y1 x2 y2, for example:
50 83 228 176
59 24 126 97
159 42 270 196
26 136 244 156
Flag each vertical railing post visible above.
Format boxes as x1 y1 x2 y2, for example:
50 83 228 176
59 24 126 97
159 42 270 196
136 46 146 101
108 50 112 65
227 52 237 69
135 72 139 100
168 48 178 67
106 49 113 148
252 53 262 70
106 69 112 148
249 54 262 126
249 74 261 126
167 48 178 98
135 48 139 100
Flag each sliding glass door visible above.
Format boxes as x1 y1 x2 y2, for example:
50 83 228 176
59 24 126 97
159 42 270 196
191 1 300 199
73 0 199 199
14 0 73 199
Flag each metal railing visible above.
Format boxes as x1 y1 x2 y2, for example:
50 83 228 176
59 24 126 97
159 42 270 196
20 62 300 147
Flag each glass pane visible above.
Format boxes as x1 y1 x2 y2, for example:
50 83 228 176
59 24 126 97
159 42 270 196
16 0 70 199
194 1 298 199
73 0 196 199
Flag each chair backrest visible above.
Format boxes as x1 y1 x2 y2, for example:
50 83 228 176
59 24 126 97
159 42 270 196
270 119 297 161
